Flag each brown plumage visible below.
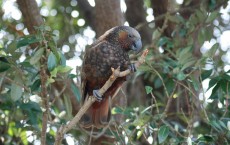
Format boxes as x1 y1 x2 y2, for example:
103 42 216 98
80 26 142 128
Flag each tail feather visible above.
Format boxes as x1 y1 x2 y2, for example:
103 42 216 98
80 97 111 128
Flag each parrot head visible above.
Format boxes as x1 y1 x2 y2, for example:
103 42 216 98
102 26 142 53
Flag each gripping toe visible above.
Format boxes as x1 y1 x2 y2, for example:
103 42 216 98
93 89 102 102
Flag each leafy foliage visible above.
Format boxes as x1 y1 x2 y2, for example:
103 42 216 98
0 0 230 145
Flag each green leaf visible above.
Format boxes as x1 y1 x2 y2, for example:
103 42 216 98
6 41 17 54
0 58 10 72
47 78 55 84
138 65 152 71
71 82 81 102
201 69 213 80
20 131 28 145
177 72 186 80
178 46 192 61
63 94 72 119
31 79 41 92
209 82 220 99
50 68 58 78
132 115 151 126
181 60 196 71
47 52 57 71
206 43 219 57
209 120 223 132
158 37 169 47
198 135 214 142
190 77 200 91
145 86 153 94
10 76 23 102
30 47 44 65
56 65 72 73
154 76 163 89
206 11 219 23
17 35 40 48
158 125 170 144
198 28 206 45
68 74 77 79
152 29 161 39
208 77 220 90
196 9 206 21
111 107 123 114
220 79 228 93
218 120 227 130
48 39 59 60
59 51 66 66
222 73 230 81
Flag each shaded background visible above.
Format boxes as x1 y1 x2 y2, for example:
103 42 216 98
0 0 230 144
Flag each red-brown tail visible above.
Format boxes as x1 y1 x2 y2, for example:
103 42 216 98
80 97 111 128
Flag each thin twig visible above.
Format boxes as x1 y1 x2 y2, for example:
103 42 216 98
40 30 49 145
175 79 210 122
150 67 170 98
40 62 49 145
51 84 67 104
150 92 159 114
0 74 30 92
163 83 178 115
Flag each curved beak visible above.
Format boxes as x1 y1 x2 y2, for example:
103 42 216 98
131 39 142 53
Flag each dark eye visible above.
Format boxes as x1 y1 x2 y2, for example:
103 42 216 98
128 34 132 38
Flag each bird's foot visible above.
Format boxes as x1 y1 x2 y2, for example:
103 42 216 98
129 63 137 72
93 89 102 102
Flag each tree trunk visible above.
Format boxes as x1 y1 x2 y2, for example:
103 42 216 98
151 0 175 37
17 0 44 34
125 0 152 45
94 0 124 36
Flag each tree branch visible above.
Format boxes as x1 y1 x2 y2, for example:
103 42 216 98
54 49 149 145
40 59 49 145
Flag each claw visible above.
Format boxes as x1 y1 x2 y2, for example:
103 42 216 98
93 89 102 102
129 63 136 72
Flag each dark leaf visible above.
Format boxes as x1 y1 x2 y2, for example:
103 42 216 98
158 125 170 144
208 77 220 90
71 82 81 102
0 57 10 72
201 69 213 80
17 35 41 48
209 82 220 99
10 76 23 102
190 77 200 91
177 72 186 81
30 47 44 65
59 51 66 66
198 28 206 45
31 79 41 92
112 106 123 114
154 76 162 89
198 135 214 142
209 120 223 132
47 52 57 71
206 11 219 23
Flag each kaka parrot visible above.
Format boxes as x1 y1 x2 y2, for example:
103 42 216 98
80 26 142 128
